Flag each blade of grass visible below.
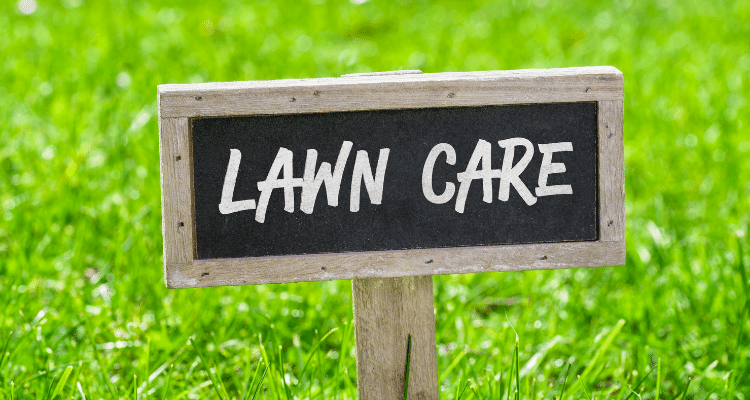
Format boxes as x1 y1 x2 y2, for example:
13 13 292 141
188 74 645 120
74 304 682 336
343 361 356 396
258 334 281 400
724 371 732 394
308 355 315 400
173 380 213 400
656 357 661 400
506 351 514 400
490 371 498 400
76 381 86 400
729 302 748 400
470 385 481 400
190 339 226 400
699 382 721 400
50 365 73 399
67 361 83 399
300 327 340 397
500 371 505 399
2 326 37 386
694 360 719 398
572 319 626 394
250 363 269 400
241 357 262 400
334 319 353 400
455 379 470 400
440 348 467 381
577 375 592 400
525 373 530 399
403 333 412 400
559 363 572 400
133 374 138 400
505 311 520 400
82 317 117 398
738 237 748 301
0 331 11 373
299 328 338 382
138 361 171 394
623 368 654 400
521 335 562 376
678 377 691 400
43 373 55 400
314 329 325 398
276 345 292 400
142 338 150 398
514 338 520 400
161 364 174 400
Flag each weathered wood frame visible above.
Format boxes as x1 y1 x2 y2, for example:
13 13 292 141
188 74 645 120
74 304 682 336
159 67 624 288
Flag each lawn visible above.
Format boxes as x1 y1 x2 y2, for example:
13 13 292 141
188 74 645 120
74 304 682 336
1 0 749 398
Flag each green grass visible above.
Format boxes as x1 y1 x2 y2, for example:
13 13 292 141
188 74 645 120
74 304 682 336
1 0 749 398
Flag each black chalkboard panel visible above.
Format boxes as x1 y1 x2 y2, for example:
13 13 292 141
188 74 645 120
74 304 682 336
191 102 598 259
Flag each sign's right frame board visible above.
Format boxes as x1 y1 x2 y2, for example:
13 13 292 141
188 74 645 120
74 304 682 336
159 66 624 288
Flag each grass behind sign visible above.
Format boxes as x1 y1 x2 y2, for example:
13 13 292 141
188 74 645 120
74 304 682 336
3 0 748 398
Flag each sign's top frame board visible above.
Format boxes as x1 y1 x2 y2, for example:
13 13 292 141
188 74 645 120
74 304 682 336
159 67 624 288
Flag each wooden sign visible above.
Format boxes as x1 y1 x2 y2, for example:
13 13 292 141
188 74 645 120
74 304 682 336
159 67 624 399
158 67 624 288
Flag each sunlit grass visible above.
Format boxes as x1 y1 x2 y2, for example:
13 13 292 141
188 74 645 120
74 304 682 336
1 0 748 398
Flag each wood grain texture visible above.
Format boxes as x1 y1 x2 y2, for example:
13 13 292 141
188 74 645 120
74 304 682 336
598 100 625 243
341 69 424 77
352 276 438 400
158 67 623 118
164 241 623 288
159 117 195 286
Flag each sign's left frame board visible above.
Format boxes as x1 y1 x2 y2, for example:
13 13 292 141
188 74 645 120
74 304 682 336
159 67 625 288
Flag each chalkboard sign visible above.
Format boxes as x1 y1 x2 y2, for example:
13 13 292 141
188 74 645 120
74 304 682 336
159 67 624 287
192 102 598 259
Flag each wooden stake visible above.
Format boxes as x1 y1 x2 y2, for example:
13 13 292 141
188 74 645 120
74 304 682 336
352 276 439 400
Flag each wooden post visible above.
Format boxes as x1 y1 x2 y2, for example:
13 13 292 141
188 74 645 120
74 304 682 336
352 276 439 400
